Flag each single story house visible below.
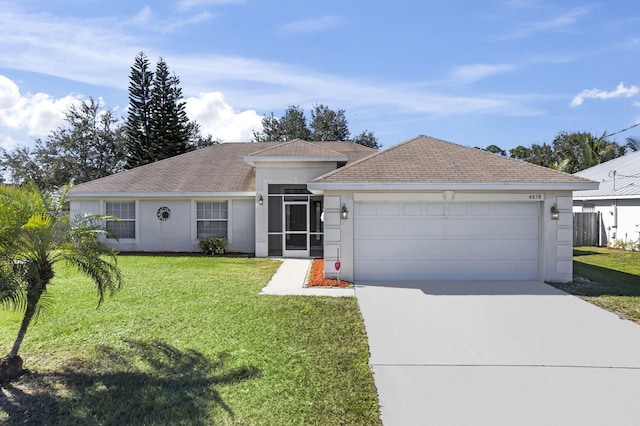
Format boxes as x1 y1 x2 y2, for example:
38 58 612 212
573 150 640 245
69 135 597 283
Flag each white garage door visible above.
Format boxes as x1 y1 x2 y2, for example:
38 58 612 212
354 202 540 281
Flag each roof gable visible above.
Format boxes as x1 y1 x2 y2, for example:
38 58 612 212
310 135 597 190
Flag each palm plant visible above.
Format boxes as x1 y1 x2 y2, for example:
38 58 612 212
0 182 123 368
581 132 616 170
625 137 640 152
547 158 571 173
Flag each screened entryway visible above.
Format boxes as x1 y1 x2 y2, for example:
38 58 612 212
267 184 323 258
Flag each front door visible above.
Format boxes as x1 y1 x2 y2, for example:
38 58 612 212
283 201 309 257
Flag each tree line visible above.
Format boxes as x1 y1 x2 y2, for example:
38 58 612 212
481 131 634 174
253 104 380 149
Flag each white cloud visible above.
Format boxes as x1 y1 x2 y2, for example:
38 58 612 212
165 12 214 31
498 6 593 40
0 134 19 151
278 16 347 36
570 82 640 107
128 5 214 31
172 54 541 117
501 0 542 9
0 74 81 137
0 74 20 109
184 92 263 141
450 64 515 84
130 6 153 24
179 0 245 9
0 5 138 90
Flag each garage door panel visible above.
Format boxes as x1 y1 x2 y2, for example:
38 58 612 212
425 204 445 216
357 222 431 238
402 204 424 216
379 204 402 216
430 241 538 261
357 240 447 259
356 218 538 240
354 202 540 281
355 203 379 216
514 203 538 216
470 204 492 216
356 240 538 262
435 218 536 239
448 204 469 216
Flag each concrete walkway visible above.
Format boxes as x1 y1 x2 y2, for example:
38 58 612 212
356 280 640 426
259 258 354 297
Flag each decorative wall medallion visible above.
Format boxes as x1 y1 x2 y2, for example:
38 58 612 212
157 206 171 221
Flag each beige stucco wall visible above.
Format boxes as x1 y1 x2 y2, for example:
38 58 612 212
541 192 574 283
322 192 354 281
70 197 255 253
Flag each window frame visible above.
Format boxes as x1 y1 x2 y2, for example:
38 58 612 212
103 200 138 242
193 200 231 242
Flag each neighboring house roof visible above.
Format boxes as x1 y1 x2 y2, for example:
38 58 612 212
309 135 598 191
69 141 375 195
574 150 640 199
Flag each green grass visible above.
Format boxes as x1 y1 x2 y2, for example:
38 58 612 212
0 256 380 425
550 247 640 323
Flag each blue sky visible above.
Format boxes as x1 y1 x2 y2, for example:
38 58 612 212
1 0 639 156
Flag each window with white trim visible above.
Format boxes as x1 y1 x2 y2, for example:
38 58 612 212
196 201 228 239
105 201 136 239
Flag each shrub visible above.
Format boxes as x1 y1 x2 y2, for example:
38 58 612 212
608 239 639 251
198 237 227 255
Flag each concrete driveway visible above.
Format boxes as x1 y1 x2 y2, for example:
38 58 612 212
355 280 640 426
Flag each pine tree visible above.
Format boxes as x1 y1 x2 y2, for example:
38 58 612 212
149 58 190 160
252 112 282 142
125 52 154 169
125 53 192 168
310 104 350 141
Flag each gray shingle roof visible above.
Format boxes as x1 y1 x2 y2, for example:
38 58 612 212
69 136 596 195
69 141 375 194
246 139 348 159
312 135 596 186
574 150 640 198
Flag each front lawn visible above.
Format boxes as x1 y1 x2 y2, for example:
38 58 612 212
0 256 380 425
550 247 640 323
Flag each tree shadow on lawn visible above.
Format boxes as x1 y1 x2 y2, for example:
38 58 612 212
0 340 260 425
573 248 604 257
